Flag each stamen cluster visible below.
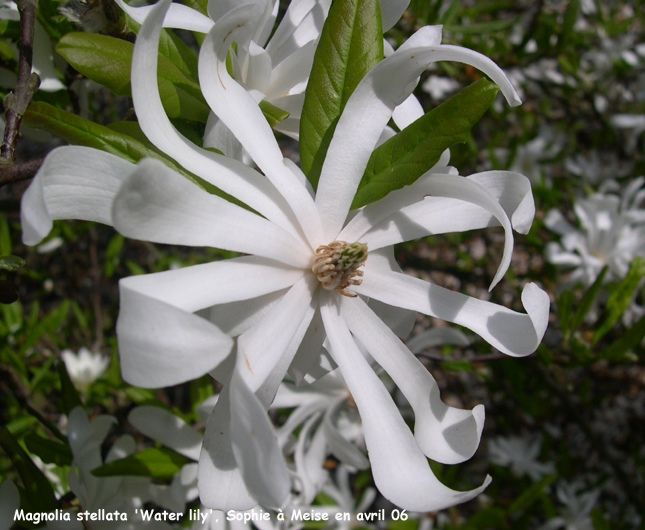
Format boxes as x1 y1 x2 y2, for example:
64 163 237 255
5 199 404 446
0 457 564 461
312 241 368 297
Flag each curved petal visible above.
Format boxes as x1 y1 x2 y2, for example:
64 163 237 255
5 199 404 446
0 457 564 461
406 327 471 353
346 173 515 289
203 112 244 161
21 146 135 245
320 292 491 512
199 369 257 511
199 8 323 247
391 92 424 130
128 406 202 461
379 0 409 32
229 365 290 509
117 256 304 313
267 40 316 99
315 35 521 241
341 171 534 250
236 275 317 395
112 158 312 268
341 296 484 464
115 0 214 32
355 269 550 357
266 0 331 66
131 0 300 235
117 279 233 388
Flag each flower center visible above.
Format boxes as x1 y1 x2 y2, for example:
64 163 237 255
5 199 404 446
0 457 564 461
312 241 368 298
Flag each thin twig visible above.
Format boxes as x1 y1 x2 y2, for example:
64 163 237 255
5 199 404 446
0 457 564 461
0 157 42 187
0 0 40 164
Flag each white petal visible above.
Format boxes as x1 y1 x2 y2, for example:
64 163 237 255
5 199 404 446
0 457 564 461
198 9 323 247
128 406 202 461
32 22 65 91
316 42 521 241
356 270 550 357
406 327 471 353
265 0 331 65
117 256 304 313
131 0 300 234
320 292 491 512
341 296 484 464
379 0 410 31
391 93 424 130
342 171 534 249
288 308 328 384
117 279 233 388
199 372 257 511
115 0 214 32
21 147 135 245
229 366 290 509
344 173 515 289
323 398 369 469
267 40 316 99
203 112 244 161
236 275 317 396
243 41 273 94
112 158 311 268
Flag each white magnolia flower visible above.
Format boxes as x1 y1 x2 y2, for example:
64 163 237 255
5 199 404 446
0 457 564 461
540 482 601 530
0 0 65 92
271 370 366 505
545 179 645 286
488 433 555 481
65 407 176 530
61 347 110 387
21 0 549 513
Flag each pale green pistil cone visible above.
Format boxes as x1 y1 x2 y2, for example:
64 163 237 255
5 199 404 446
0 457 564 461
312 241 368 297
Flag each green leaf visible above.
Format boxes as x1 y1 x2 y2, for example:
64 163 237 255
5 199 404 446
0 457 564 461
592 257 645 345
569 265 608 335
24 433 73 467
0 427 58 511
91 447 191 478
0 255 25 271
25 405 66 443
24 102 193 176
599 314 645 362
558 0 580 53
24 102 245 210
299 0 383 186
57 361 83 414
508 474 557 514
258 100 290 128
56 32 209 121
351 78 499 209
21 299 70 355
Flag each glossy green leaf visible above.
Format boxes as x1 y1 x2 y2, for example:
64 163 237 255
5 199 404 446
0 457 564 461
24 102 192 176
57 362 83 415
351 78 499 209
300 0 383 186
0 427 58 512
258 100 290 128
56 32 209 121
24 433 73 467
91 447 192 478
592 257 645 345
0 255 25 271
